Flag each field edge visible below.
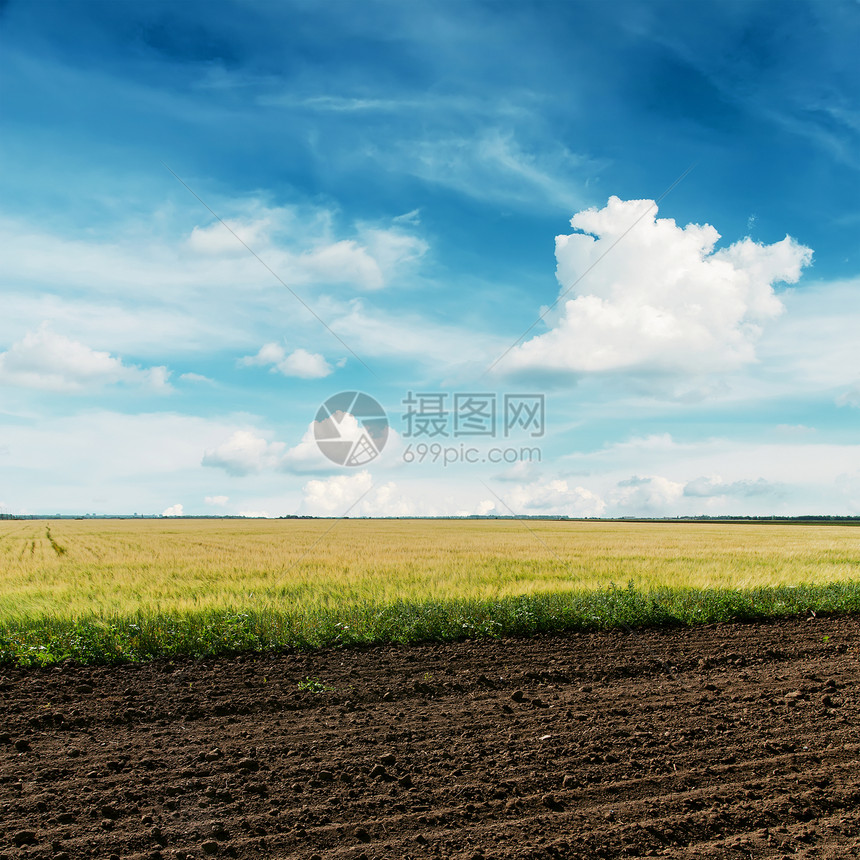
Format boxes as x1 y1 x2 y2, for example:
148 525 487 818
3 580 860 667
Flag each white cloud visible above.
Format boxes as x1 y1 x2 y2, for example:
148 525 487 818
571 432 860 491
0 204 428 347
0 325 172 393
392 209 421 226
610 475 686 513
683 476 776 498
361 229 428 282
838 381 860 408
0 206 474 383
238 510 272 518
301 470 374 515
241 343 333 379
385 130 593 212
493 460 541 482
180 372 215 384
0 291 247 361
162 503 184 517
607 433 679 453
201 430 286 476
299 240 385 290
775 424 816 436
241 343 286 367
554 431 860 515
504 478 607 517
360 481 420 517
331 298 506 368
279 423 337 472
0 409 310 515
300 471 429 517
147 366 171 391
187 214 275 256
204 495 229 506
185 208 424 291
750 277 860 400
503 197 813 377
201 413 399 478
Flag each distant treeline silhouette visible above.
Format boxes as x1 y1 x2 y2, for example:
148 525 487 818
2 513 860 524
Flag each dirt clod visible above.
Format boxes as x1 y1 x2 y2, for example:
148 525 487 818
12 831 37 846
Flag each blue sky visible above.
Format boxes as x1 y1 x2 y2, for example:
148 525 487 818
1 0 859 517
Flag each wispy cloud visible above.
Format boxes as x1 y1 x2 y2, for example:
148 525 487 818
373 130 597 212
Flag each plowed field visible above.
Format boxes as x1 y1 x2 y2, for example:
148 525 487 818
2 615 859 859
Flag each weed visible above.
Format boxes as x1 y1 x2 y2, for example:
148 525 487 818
297 677 330 693
45 526 67 557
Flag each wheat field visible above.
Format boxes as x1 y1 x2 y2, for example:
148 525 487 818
2 518 859 623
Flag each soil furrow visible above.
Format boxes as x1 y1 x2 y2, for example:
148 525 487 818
2 615 860 858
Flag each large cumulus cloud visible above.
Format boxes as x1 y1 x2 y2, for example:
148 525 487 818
503 197 812 376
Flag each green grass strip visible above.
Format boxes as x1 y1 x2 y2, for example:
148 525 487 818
3 581 860 667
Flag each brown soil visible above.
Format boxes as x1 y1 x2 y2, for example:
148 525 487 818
2 615 860 860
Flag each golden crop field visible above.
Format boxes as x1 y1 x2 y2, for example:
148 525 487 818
2 517 859 624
